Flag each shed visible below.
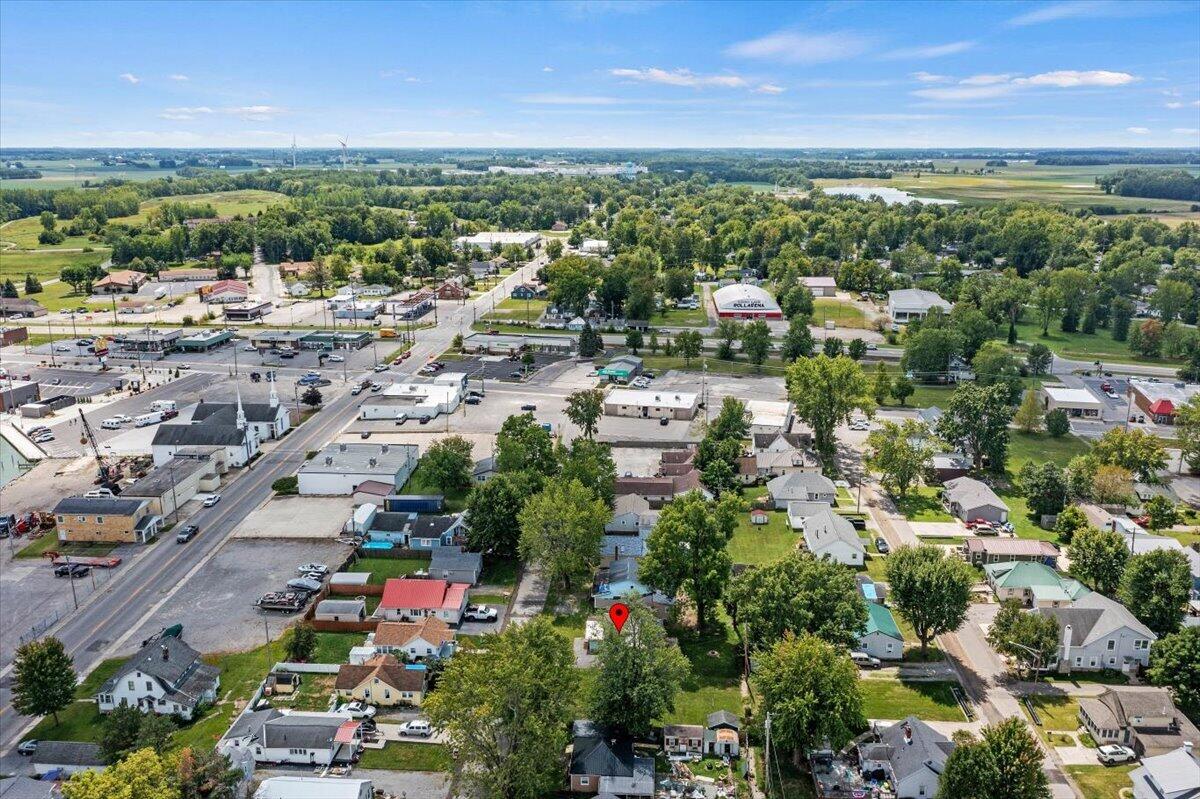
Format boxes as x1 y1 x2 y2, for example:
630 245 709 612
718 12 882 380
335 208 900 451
315 599 367 622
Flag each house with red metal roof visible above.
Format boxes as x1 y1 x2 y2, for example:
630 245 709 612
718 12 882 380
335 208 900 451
377 578 470 625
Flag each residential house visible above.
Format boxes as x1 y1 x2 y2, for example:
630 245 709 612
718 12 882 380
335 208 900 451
704 711 741 757
1130 744 1199 799
964 538 1060 568
199 279 250 304
568 720 654 797
472 456 497 483
287 281 310 297
428 546 482 584
746 400 793 437
96 634 220 721
297 442 419 495
858 602 904 661
376 578 470 625
592 558 674 618
1079 687 1200 757
0 775 61 797
767 472 837 509
602 494 659 561
984 561 1090 608
359 617 456 662
53 496 162 544
886 288 952 323
220 709 362 766
1036 592 1157 673
93 269 149 294
436 279 469 301
510 283 544 300
859 717 956 799
663 724 704 760
365 512 466 549
31 741 106 777
614 469 708 507
930 452 972 484
788 503 865 566
314 599 366 622
942 477 1009 523
334 655 426 707
745 447 822 481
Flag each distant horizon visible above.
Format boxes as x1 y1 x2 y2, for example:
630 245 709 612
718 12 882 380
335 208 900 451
3 145 1199 154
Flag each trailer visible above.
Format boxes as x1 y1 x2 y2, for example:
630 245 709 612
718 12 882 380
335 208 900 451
46 553 123 568
256 592 308 613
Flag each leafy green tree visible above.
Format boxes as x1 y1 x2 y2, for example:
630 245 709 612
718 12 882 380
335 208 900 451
496 413 557 476
557 438 617 507
902 326 961 378
847 338 867 360
972 341 1023 403
715 318 742 360
285 622 318 662
890 375 915 406
885 545 975 658
822 336 843 357
134 712 176 755
1148 627 1200 719
1092 464 1135 506
708 396 749 442
780 317 814 361
1026 343 1052 375
987 600 1060 678
578 323 603 358
937 383 1014 472
1092 427 1167 482
725 551 867 651
1033 282 1064 336
12 636 76 725
1019 462 1068 518
640 493 738 628
624 329 643 354
937 719 1050 799
590 599 689 737
1044 408 1070 437
1053 504 1090 543
300 386 322 408
422 435 474 492
63 748 178 799
866 419 932 499
742 320 772 368
1151 278 1193 323
1120 549 1193 636
1068 527 1129 595
1013 390 1043 434
424 618 577 799
176 746 242 799
1144 495 1178 530
754 633 865 765
565 388 605 440
786 355 872 473
465 471 536 559
24 274 42 294
101 703 145 762
871 362 892 406
1111 297 1134 342
1178 395 1200 473
675 330 703 366
518 479 608 589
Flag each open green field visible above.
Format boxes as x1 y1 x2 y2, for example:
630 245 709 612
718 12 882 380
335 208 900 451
0 217 102 250
662 618 744 726
1014 319 1186 366
814 160 1200 218
0 248 108 281
1008 431 1091 473
859 678 964 721
16 534 116 560
1 159 268 189
814 298 868 329
656 305 710 327
1066 765 1136 799
111 189 288 225
483 297 547 323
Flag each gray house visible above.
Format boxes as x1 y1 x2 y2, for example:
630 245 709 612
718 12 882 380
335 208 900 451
859 717 955 799
766 472 836 509
1079 687 1200 758
31 741 106 777
95 634 220 721
1130 744 1200 799
1034 592 1156 674
428 546 482 584
942 477 1009 523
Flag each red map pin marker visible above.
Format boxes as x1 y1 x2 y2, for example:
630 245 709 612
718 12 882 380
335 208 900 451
608 602 630 633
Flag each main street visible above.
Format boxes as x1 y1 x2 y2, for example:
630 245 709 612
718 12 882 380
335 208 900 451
0 259 539 754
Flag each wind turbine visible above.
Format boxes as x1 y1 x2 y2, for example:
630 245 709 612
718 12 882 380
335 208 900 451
338 137 348 171
291 134 297 169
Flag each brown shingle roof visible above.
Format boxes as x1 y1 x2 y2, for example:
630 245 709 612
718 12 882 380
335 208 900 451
374 618 455 648
334 655 425 693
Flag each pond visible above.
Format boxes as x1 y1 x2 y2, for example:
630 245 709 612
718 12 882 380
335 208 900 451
822 184 958 205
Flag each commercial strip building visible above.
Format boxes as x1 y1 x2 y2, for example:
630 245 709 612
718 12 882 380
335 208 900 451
1041 385 1104 418
453 231 542 250
711 284 783 319
122 455 219 518
359 374 466 421
176 328 235 352
246 329 372 351
461 332 576 356
297 442 419 495
603 388 699 420
222 300 273 322
111 328 183 355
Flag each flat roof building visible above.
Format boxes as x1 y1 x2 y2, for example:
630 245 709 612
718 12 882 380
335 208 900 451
177 328 235 352
604 388 699 420
453 231 542 250
887 289 952 323
298 442 419 496
1042 386 1103 418
462 332 576 355
1130 379 1200 425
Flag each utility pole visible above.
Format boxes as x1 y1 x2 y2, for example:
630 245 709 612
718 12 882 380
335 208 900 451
764 712 772 798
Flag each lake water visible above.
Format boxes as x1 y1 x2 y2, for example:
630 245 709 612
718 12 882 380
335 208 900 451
0 435 32 488
822 185 958 206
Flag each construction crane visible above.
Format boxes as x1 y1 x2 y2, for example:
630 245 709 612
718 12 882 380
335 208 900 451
78 408 121 492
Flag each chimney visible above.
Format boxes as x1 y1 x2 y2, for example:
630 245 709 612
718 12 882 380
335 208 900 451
369 458 377 468
381 444 389 453
1061 623 1073 675
160 644 169 661
339 443 347 452
903 724 912 744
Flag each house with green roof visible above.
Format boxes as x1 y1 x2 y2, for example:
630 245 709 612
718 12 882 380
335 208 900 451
984 560 1090 608
857 602 904 661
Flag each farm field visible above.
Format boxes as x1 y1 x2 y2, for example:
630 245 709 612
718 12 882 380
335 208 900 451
0 159 264 189
110 189 288 225
0 217 101 250
812 160 1200 218
0 249 108 281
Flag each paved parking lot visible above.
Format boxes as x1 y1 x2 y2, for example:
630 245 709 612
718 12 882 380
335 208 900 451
439 352 569 382
127 537 354 657
232 496 357 539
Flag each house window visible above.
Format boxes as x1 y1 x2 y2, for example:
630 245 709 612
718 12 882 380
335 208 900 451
77 516 86 522
95 516 104 523
1107 640 1115 650
127 680 135 690
57 515 64 523
146 681 153 691
580 777 590 787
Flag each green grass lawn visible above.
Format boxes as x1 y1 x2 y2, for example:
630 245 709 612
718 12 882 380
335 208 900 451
480 557 520 588
109 190 288 226
357 741 453 772
893 486 953 522
894 614 944 662
20 658 127 744
1022 694 1082 730
859 678 964 721
814 298 868 329
664 617 744 726
0 248 109 281
862 554 890 582
1007 431 1091 473
467 593 510 608
655 305 710 327
0 216 102 250
15 534 118 560
347 556 429 583
1066 765 1136 799
728 507 798 566
483 298 547 323
639 354 787 377
1014 319 1183 366
401 462 469 512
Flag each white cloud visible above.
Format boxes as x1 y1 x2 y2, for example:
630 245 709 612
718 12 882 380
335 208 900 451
159 106 214 120
543 66 555 73
1165 101 1184 109
517 93 624 105
118 73 140 85
1126 126 1151 134
912 71 951 83
1007 0 1170 27
380 69 422 81
914 69 1137 101
228 105 286 121
169 74 189 81
1171 127 1200 135
881 40 974 60
724 29 872 64
610 67 747 88
754 83 786 95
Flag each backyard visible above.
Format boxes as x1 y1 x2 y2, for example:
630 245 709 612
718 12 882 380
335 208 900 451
346 555 429 583
358 741 453 772
662 617 744 727
1066 765 1136 799
893 486 953 522
728 506 798 566
858 678 964 722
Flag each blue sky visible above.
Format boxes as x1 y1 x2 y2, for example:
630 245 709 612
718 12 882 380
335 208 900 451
2 0 1198 148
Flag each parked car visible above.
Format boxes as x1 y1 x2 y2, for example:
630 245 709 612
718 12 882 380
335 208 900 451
287 577 323 593
397 719 433 738
850 651 882 669
328 354 345 362
16 740 38 756
659 417 669 426
464 396 481 405
360 431 371 439
1097 745 1136 765
350 384 364 395
373 363 388 372
370 382 383 392
243 344 257 351
336 701 376 719
176 525 199 544
54 564 90 578
463 604 498 622
297 563 329 576
202 494 221 507
520 404 537 411
54 344 71 352
875 537 890 554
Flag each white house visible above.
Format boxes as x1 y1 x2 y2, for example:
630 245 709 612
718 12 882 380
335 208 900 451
860 718 955 799
858 602 904 661
220 709 362 767
453 231 542 250
356 617 457 662
376 578 470 625
788 503 865 566
96 634 220 721
580 238 610 255
942 477 1009 524
1035 592 1157 674
287 282 310 297
297 442 419 495
887 289 952 323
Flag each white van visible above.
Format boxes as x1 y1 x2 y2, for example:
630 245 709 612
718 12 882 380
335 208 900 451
135 411 164 427
154 287 168 300
100 418 123 430
149 400 177 413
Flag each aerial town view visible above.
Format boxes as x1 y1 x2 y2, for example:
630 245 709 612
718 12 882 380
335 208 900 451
1 2 1199 799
